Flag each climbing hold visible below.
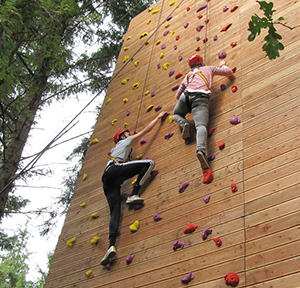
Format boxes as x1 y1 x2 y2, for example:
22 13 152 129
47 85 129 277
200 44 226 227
186 7 190 11
203 169 213 184
220 23 232 32
173 240 185 251
163 30 169 36
231 85 238 93
127 36 131 40
201 228 212 240
147 19 151 24
145 40 150 45
91 212 99 219
175 72 183 79
231 183 238 192
105 263 111 270
183 22 189 28
123 98 129 103
178 55 183 61
169 1 175 5
203 37 208 43
196 4 207 12
174 45 177 50
151 169 159 178
90 236 100 245
231 42 237 47
214 237 222 247
106 98 111 104
220 84 226 91
126 254 135 264
89 138 99 146
213 35 218 41
179 182 189 193
181 272 195 284
122 78 130 84
171 83 179 91
197 14 203 19
146 105 154 112
218 51 227 59
225 273 239 287
136 154 143 160
176 35 180 40
145 90 150 95
203 195 211 203
166 14 172 21
164 132 174 140
111 119 117 126
223 6 229 12
124 123 128 128
230 6 239 12
165 23 170 28
83 173 88 181
231 66 237 73
148 7 153 12
134 61 139 67
85 270 92 277
157 63 161 69
196 36 200 42
156 40 161 45
66 237 76 248
208 127 216 137
169 115 174 123
140 138 147 144
126 110 130 116
153 213 162 221
123 56 130 62
124 47 129 51
183 223 198 234
151 91 155 97
207 152 215 161
169 70 175 77
204 19 209 24
140 32 148 38
163 63 169 70
218 142 225 149
132 83 140 90
196 25 204 32
170 31 175 36
161 112 169 122
160 53 164 59
229 115 241 124
79 202 86 207
155 105 162 112
195 46 201 51
129 220 140 232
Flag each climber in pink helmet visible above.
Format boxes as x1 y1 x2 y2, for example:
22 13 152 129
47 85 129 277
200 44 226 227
173 54 234 170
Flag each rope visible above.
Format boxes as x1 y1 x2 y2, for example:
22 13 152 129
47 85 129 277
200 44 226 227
204 0 209 64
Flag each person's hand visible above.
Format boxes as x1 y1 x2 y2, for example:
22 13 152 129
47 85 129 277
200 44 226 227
219 60 227 67
157 111 167 119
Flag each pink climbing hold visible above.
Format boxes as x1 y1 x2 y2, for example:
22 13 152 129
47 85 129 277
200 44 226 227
151 169 159 177
220 84 226 91
164 132 174 140
178 55 183 61
173 240 185 251
181 272 194 284
203 195 211 203
229 115 241 124
105 263 111 270
140 138 147 144
151 91 156 97
201 228 212 240
157 63 161 69
162 112 170 121
163 30 169 36
171 83 179 91
196 4 207 12
153 213 162 221
126 109 130 116
218 51 227 59
183 22 189 28
196 25 204 32
231 183 238 192
213 35 218 41
155 105 162 112
166 15 172 21
169 70 175 77
179 182 189 193
223 6 229 12
126 254 135 264
174 45 177 50
161 44 166 49
196 36 200 41
207 152 215 161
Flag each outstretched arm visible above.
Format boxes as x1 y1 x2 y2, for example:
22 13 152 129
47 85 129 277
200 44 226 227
132 111 167 142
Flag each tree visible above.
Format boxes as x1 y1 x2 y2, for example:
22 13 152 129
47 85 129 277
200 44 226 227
0 0 159 222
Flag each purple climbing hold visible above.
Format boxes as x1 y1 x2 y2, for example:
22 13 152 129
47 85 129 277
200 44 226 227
196 36 200 41
196 4 207 13
164 132 174 140
183 22 189 28
178 55 183 61
181 272 195 284
223 6 229 12
203 195 211 203
220 84 226 91
201 228 212 240
161 43 166 49
163 30 170 36
173 240 185 251
196 25 204 32
230 115 241 124
155 105 162 111
213 35 218 41
126 109 130 116
172 83 179 91
162 112 170 121
174 45 177 50
153 213 162 221
151 91 156 97
151 169 159 177
105 263 111 270
157 63 161 69
207 152 215 161
126 254 135 264
218 51 227 59
166 15 172 21
179 182 189 193
169 70 175 77
140 138 147 144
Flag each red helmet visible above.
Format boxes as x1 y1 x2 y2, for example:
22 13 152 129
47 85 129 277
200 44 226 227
113 129 129 143
188 54 203 68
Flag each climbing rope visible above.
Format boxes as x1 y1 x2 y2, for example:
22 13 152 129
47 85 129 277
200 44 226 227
204 0 209 64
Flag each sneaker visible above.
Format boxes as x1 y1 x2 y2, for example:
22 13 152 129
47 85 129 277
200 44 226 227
182 123 190 139
126 195 144 205
100 246 116 266
197 151 210 170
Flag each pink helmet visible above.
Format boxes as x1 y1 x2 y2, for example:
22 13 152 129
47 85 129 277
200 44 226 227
113 129 129 143
188 54 204 68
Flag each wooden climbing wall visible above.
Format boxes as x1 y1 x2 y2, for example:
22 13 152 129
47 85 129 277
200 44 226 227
44 0 300 287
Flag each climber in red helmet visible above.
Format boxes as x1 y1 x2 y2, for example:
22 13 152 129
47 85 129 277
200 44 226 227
100 110 167 266
173 54 234 171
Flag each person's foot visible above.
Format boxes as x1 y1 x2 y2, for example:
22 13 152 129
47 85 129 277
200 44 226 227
184 137 191 145
197 151 210 170
182 123 190 139
126 195 144 205
100 246 116 266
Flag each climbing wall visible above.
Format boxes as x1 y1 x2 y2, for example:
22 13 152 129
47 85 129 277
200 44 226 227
44 0 300 287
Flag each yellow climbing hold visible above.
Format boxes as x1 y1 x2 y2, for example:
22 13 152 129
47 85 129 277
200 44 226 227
176 3 179 7
145 90 150 95
89 138 99 146
152 9 160 14
124 47 129 51
148 7 153 12
146 104 154 112
140 32 148 38
66 237 76 248
132 25 135 28
170 31 175 36
111 119 117 126
169 115 174 123
132 178 137 185
156 40 161 45
124 123 129 128
85 270 92 277
91 212 99 219
134 61 139 67
122 78 129 84
127 36 131 40
160 53 164 59
130 220 140 232
136 154 143 160
91 236 100 245
132 83 140 90
123 56 130 62
169 1 175 5
123 98 129 103
106 98 111 104
83 173 88 180
80 202 86 207
147 19 151 24
165 23 170 28
163 63 170 70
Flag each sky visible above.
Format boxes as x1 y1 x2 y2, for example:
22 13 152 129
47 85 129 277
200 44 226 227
2 92 104 281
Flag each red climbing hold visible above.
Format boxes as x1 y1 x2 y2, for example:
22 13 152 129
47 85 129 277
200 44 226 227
208 127 216 137
186 7 190 11
195 46 200 51
225 272 239 287
179 182 189 193
176 35 180 40
203 169 213 184
175 72 183 79
220 23 232 32
214 237 222 247
204 19 209 24
230 6 239 12
203 37 208 43
231 66 237 73
230 42 237 47
183 223 198 234
231 85 238 93
197 14 203 19
218 142 225 149
231 183 238 192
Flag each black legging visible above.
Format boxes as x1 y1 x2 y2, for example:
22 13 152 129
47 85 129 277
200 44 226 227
101 159 155 246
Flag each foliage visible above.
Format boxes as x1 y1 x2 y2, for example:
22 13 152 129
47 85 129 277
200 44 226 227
248 1 284 59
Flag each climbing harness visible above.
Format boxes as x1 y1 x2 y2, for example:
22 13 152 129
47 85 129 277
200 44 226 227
106 153 119 164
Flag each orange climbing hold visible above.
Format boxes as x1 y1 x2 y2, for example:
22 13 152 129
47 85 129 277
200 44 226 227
220 23 232 32
203 169 213 184
183 223 198 234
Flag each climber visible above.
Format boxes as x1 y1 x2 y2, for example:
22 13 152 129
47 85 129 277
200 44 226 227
100 110 167 266
173 54 234 170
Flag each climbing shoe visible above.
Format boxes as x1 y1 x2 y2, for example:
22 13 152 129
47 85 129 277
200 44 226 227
129 220 140 232
126 195 144 205
182 123 190 139
197 151 210 170
100 246 116 266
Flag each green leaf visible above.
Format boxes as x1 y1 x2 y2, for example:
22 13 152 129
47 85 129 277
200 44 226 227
263 26 285 59
257 0 275 19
